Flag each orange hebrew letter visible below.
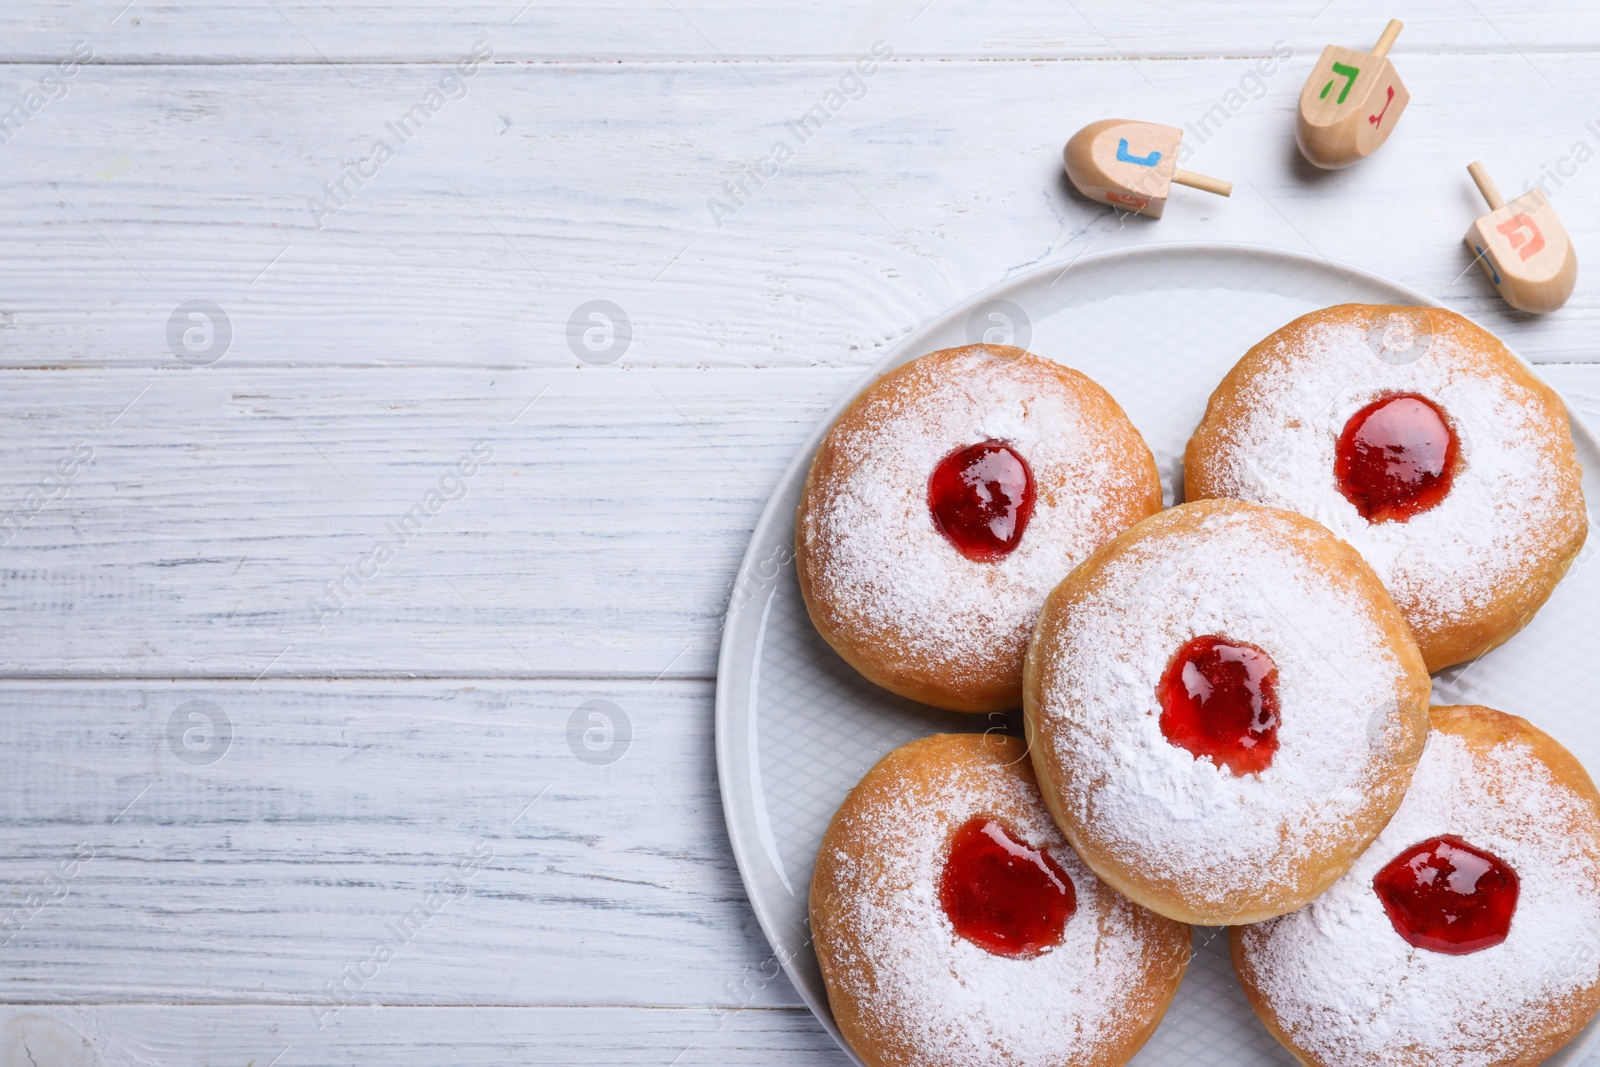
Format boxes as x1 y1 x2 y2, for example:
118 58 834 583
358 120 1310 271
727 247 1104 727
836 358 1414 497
1496 213 1546 261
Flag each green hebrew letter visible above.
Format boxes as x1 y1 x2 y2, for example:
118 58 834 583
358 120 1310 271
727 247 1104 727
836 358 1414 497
1319 62 1360 104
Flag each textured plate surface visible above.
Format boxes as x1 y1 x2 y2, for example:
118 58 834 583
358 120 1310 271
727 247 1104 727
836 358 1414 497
715 244 1600 1066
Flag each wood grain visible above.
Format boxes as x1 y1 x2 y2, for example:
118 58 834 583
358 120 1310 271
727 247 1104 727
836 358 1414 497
0 1005 843 1067
0 679 809 1009
3 55 1600 371
0 367 857 679
0 0 1595 61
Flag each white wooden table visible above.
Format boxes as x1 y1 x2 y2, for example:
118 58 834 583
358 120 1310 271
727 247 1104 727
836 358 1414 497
2 2 1598 1063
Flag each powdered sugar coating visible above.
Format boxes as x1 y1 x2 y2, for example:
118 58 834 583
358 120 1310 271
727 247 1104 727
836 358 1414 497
1236 723 1600 1067
815 739 1183 1067
1190 308 1582 650
799 345 1156 703
1030 503 1424 918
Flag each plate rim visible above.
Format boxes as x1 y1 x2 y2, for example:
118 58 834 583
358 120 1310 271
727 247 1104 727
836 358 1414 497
712 239 1600 1064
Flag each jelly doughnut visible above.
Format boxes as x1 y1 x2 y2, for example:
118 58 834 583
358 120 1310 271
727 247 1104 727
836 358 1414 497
796 344 1161 713
811 732 1190 1067
1024 499 1431 925
1185 304 1587 672
1234 705 1600 1067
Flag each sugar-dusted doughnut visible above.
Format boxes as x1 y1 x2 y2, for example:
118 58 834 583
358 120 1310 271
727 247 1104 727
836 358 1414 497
1185 304 1588 672
811 732 1190 1067
1233 705 1600 1067
1024 499 1432 926
796 345 1161 713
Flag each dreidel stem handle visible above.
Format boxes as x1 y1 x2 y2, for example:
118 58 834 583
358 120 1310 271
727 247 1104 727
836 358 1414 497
1372 19 1403 58
1172 169 1233 197
1467 161 1506 211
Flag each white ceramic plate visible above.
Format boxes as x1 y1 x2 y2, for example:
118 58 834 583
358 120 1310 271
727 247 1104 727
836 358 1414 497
715 243 1600 1066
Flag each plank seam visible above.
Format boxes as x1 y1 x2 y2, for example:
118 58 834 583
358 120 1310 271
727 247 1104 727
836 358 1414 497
0 49 1596 66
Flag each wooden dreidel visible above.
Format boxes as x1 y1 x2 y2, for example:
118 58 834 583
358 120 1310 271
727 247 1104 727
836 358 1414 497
1063 119 1232 219
1296 19 1409 169
1463 161 1578 313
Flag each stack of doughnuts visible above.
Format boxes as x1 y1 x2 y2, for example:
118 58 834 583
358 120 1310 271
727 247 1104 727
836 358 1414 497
796 306 1598 1067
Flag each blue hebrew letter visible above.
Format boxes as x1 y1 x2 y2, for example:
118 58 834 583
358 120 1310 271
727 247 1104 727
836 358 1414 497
1116 139 1162 167
1474 245 1503 287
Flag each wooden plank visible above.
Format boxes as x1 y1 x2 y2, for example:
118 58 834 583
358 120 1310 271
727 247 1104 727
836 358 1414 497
1 0 1595 62
0 367 850 678
0 364 1595 679
1 56 1599 371
0 1005 842 1066
0 679 810 1009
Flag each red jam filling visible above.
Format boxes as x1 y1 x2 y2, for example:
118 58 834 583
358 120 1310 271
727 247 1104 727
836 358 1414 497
1335 393 1459 522
1373 835 1519 955
928 441 1035 562
939 816 1076 958
1159 636 1280 776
